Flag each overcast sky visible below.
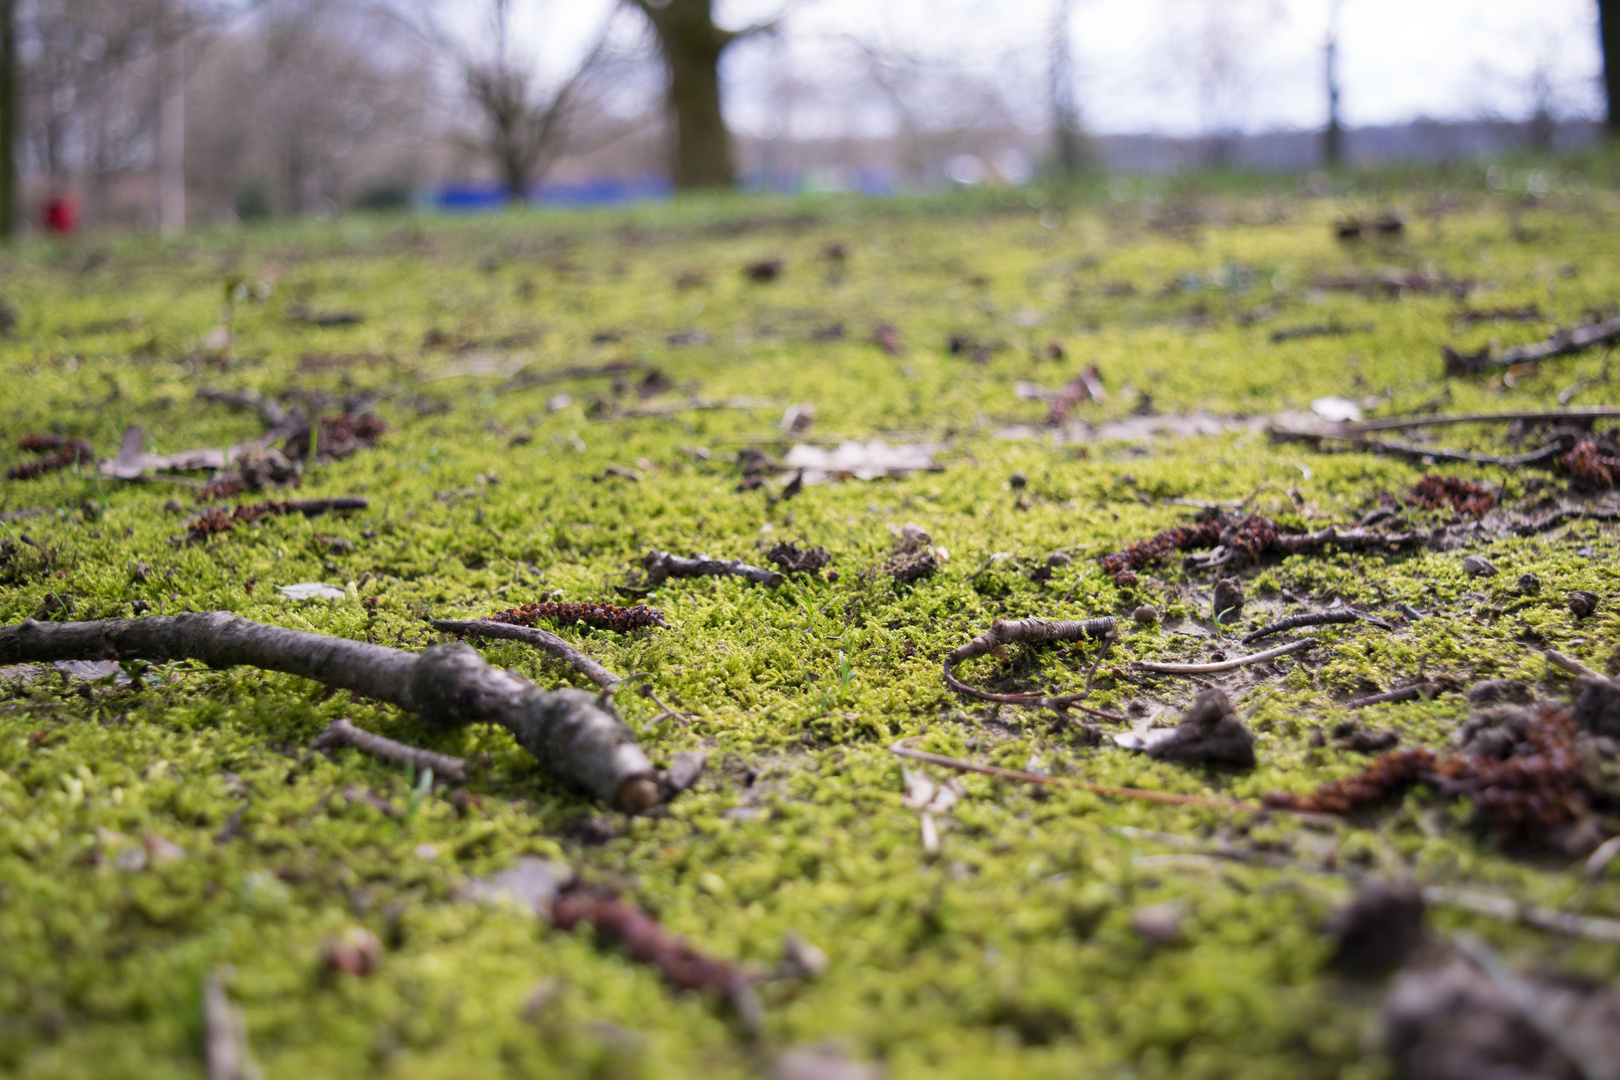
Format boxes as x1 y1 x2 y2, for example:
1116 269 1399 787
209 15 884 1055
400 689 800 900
493 0 1605 138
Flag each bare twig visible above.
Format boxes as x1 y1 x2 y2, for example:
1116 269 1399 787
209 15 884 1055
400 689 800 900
430 618 622 690
1328 406 1620 435
642 549 783 588
0 613 657 812
203 969 256 1080
942 617 1125 719
891 739 1318 817
310 717 469 783
598 397 777 421
1130 638 1315 675
1345 683 1442 709
1443 314 1620 374
1242 609 1392 645
1544 649 1604 681
1271 432 1570 469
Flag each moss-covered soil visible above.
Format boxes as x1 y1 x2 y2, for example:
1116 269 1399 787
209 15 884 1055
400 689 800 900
4 164 1620 1078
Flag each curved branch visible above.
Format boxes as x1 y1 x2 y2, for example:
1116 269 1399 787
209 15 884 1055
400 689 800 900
0 614 657 812
1129 639 1315 675
430 618 622 689
942 616 1125 719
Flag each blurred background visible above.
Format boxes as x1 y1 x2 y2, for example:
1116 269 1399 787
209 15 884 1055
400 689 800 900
0 0 1612 236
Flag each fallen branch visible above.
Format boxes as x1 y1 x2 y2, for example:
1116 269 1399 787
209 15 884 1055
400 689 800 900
1130 638 1315 675
310 717 469 783
552 889 761 1028
430 618 622 690
942 616 1124 719
642 549 782 588
1242 609 1392 645
1443 313 1620 375
598 397 777 421
0 613 657 811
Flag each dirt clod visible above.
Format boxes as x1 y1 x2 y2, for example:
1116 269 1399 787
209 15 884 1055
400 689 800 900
1328 879 1426 977
1461 555 1498 577
1145 688 1255 768
1568 590 1599 618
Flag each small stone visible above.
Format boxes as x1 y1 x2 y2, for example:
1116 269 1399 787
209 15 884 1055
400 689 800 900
1143 688 1256 767
132 561 151 583
1132 604 1159 625
1466 678 1532 705
1212 577 1244 621
1009 472 1027 489
162 498 184 515
774 1045 885 1080
1328 879 1425 977
1513 572 1540 594
1131 902 1185 946
114 847 148 873
781 932 829 979
1569 589 1600 618
143 832 186 864
1461 555 1498 577
319 927 383 977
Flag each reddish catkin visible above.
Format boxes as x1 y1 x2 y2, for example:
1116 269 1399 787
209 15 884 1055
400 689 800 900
552 891 747 995
8 439 93 480
1098 520 1223 585
1561 438 1620 489
183 498 368 542
1409 475 1495 518
1263 705 1588 838
485 601 669 632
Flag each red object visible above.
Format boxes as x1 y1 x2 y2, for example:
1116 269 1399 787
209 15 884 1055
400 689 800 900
44 193 79 237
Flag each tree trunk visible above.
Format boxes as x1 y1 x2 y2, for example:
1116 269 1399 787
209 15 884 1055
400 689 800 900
0 0 16 241
633 0 735 190
1322 4 1343 167
1601 0 1619 138
158 35 186 235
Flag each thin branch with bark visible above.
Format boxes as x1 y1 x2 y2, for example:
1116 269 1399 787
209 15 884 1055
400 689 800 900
430 618 622 689
311 717 470 782
642 549 783 588
1443 314 1620 375
941 616 1125 719
0 613 658 812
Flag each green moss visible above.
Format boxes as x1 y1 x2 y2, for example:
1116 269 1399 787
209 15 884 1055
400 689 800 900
3 172 1620 1077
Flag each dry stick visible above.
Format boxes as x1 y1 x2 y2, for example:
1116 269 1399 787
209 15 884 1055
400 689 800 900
1242 609 1393 645
942 617 1125 720
642 549 783 588
310 717 470 783
1118 825 1620 945
430 618 621 690
202 969 254 1080
891 740 1328 819
1330 405 1620 435
1445 314 1620 373
1130 638 1315 675
1544 649 1605 681
1298 435 1569 469
0 613 658 812
1345 683 1442 709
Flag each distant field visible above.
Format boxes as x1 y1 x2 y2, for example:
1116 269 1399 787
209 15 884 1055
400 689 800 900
3 161 1620 1079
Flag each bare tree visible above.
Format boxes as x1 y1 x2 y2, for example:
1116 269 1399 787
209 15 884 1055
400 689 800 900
1048 0 1096 178
1 0 17 239
1322 0 1342 166
1599 0 1616 138
457 0 619 202
627 0 783 191
1164 0 1281 167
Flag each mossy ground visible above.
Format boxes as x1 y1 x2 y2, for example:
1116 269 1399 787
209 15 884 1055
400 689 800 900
3 160 1620 1079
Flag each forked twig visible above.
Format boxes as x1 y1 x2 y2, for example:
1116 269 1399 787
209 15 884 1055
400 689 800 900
310 717 470 783
0 613 657 812
1242 609 1392 645
1130 639 1315 675
431 618 621 689
942 616 1125 720
642 549 783 588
